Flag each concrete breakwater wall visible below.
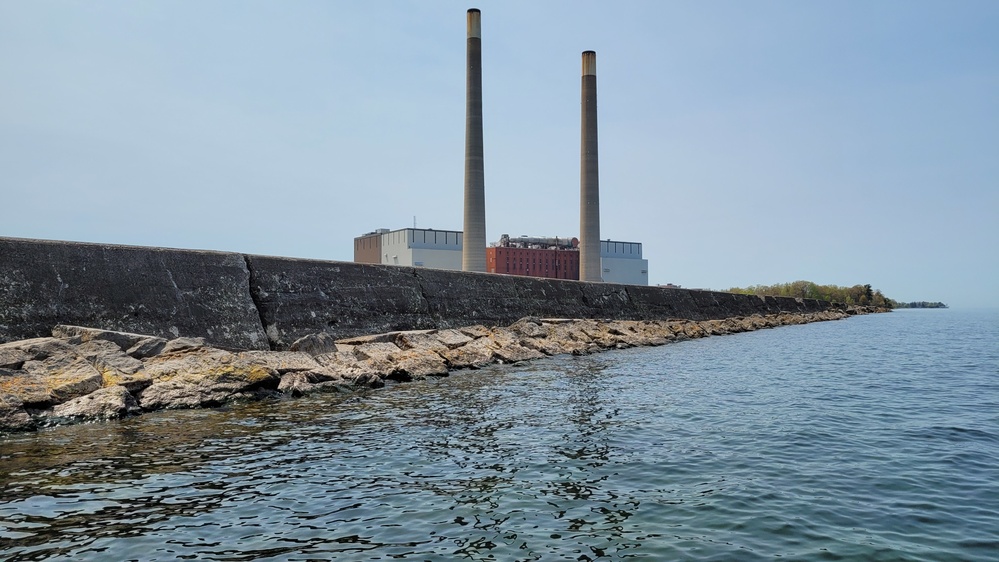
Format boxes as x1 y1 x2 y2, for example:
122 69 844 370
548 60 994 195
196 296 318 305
0 237 835 350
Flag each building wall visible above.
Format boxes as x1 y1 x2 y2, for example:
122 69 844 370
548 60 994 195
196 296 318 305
407 228 463 250
601 256 649 285
412 248 462 270
599 240 648 285
374 228 463 271
353 233 382 264
487 247 579 280
380 229 414 266
600 240 642 258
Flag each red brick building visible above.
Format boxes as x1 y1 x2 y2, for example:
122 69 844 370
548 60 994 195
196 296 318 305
487 246 579 279
486 235 580 280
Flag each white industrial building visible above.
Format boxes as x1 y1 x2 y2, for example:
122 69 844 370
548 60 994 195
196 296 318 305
354 228 463 271
600 240 649 286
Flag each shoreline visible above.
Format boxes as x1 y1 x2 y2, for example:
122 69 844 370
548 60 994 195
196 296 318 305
1 307 887 433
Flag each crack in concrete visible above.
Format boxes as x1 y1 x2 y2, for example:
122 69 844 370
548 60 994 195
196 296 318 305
242 254 275 351
412 270 434 320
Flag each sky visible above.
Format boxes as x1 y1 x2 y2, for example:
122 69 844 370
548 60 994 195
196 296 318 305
2 1 997 308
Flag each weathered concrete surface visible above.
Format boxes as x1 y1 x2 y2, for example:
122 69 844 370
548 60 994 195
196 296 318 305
245 255 432 349
249 257 834 349
2 237 835 351
0 238 268 350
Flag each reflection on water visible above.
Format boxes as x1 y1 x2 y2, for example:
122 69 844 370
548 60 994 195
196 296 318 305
2 310 999 560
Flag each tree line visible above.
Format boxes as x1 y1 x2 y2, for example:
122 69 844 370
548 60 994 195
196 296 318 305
727 281 892 307
890 301 948 309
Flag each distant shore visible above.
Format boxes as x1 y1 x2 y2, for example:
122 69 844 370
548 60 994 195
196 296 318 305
891 301 948 309
0 307 888 433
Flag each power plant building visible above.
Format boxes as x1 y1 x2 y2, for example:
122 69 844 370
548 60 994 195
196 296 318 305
600 240 649 286
355 228 647 284
487 235 580 280
354 228 463 270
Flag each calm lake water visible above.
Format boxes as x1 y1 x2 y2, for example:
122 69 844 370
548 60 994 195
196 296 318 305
2 309 997 561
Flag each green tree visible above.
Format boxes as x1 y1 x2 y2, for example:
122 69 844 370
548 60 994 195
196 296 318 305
727 281 895 307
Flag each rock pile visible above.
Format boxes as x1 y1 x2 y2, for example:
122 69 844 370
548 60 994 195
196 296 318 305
1 309 869 432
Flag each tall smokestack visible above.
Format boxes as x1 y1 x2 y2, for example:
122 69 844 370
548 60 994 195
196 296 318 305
579 50 601 282
462 8 486 272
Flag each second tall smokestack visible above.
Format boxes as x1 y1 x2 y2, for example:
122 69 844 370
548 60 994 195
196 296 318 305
579 50 601 282
462 8 486 272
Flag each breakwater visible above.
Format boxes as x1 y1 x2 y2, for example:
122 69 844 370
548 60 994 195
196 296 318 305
0 312 857 431
1 237 838 350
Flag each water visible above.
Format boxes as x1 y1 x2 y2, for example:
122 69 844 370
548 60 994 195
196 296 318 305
2 309 997 561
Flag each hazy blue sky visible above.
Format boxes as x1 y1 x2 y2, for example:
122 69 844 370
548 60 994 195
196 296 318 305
2 1 996 307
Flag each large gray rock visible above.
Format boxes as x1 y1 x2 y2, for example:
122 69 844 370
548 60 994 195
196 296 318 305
73 339 152 393
1 336 75 360
486 327 547 363
388 348 449 380
395 331 450 353
313 352 388 387
536 321 596 355
75 339 144 374
289 332 338 356
50 386 140 421
52 325 166 357
0 370 55 407
239 351 320 374
3 337 104 406
138 381 225 410
0 393 34 432
439 337 497 369
160 337 207 354
278 371 322 396
137 347 280 409
435 329 475 349
0 345 30 370
353 342 402 363
509 317 548 339
277 369 364 396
